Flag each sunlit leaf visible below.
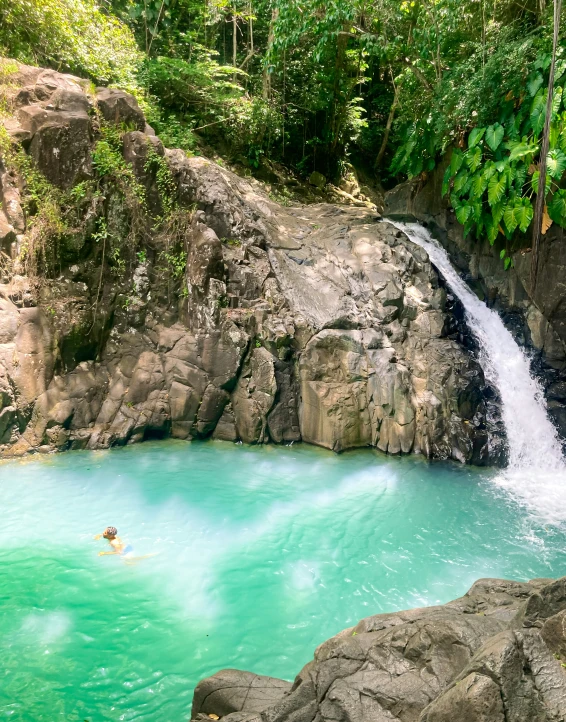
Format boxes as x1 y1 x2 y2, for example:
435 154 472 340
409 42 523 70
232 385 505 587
468 127 485 149
485 123 504 152
488 174 506 206
548 188 566 225
547 148 566 179
527 73 543 97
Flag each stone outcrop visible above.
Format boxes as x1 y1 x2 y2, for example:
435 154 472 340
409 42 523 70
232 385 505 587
385 159 566 441
191 576 566 722
0 61 503 462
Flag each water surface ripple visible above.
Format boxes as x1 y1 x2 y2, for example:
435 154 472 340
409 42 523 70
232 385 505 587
1 441 565 721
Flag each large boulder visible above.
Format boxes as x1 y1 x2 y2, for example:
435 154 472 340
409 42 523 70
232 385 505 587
190 576 566 722
192 670 292 718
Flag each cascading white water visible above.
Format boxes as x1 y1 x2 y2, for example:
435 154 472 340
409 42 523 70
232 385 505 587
387 220 566 525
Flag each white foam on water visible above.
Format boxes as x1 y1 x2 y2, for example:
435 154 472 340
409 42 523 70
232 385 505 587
17 611 72 646
387 220 566 525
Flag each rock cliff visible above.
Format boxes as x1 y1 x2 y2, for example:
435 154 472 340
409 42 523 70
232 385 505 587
385 161 566 441
0 61 502 462
191 576 566 722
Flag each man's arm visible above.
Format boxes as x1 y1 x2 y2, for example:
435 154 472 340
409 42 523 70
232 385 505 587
99 550 119 556
94 533 103 540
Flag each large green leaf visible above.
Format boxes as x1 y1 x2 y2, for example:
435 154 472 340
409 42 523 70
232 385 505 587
527 73 544 97
547 148 566 179
503 198 533 234
485 123 504 152
488 174 506 206
484 214 499 245
507 140 539 162
531 170 552 195
470 171 488 199
465 146 482 172
492 203 505 226
548 188 566 225
450 149 464 175
553 87 563 117
452 197 472 225
516 198 534 232
441 165 452 197
468 127 486 149
530 90 546 135
453 169 468 193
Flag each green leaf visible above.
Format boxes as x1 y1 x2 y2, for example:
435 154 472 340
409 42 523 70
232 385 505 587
485 124 504 152
530 90 546 135
553 87 563 117
492 203 505 226
468 127 486 149
441 165 452 197
470 171 488 199
527 73 544 97
531 170 552 195
548 188 566 225
484 215 499 244
507 140 539 162
503 197 533 234
500 249 506 259
450 149 464 175
453 169 469 193
471 200 483 223
547 148 566 179
455 202 472 226
465 146 482 172
488 174 506 206
504 257 512 270
452 196 473 226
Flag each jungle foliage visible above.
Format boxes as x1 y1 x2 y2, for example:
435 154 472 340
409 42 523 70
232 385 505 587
0 0 565 257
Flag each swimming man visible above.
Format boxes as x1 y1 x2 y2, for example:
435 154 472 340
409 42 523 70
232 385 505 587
94 526 134 558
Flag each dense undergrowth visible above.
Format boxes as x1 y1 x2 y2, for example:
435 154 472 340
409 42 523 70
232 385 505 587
1 0 566 266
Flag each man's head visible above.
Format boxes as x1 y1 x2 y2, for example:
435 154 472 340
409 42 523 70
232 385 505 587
103 526 118 539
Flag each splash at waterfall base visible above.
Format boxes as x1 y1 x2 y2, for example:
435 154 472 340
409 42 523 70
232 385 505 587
192 575 566 722
0 62 504 465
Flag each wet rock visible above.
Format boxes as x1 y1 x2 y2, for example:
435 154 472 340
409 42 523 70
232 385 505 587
191 576 566 722
192 670 292 718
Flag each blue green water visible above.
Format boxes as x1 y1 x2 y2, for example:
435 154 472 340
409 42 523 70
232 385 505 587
1 440 565 721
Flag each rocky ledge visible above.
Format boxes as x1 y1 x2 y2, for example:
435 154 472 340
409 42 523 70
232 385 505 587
0 61 503 462
192 576 566 722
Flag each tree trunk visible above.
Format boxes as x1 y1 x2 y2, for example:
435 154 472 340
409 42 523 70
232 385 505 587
262 8 278 100
531 0 562 293
232 5 238 82
376 78 399 169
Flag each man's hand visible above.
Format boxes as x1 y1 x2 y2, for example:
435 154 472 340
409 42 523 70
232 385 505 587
94 533 102 540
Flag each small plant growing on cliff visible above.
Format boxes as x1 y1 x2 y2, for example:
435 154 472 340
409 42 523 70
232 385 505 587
144 145 176 220
161 249 187 279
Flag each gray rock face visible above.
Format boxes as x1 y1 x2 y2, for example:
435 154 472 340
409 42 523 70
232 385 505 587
191 576 566 722
0 61 502 462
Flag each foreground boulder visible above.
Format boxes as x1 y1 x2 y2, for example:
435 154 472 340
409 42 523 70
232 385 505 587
191 576 566 722
0 60 504 463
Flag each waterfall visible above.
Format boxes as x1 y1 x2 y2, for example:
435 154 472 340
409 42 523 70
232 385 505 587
387 220 566 525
